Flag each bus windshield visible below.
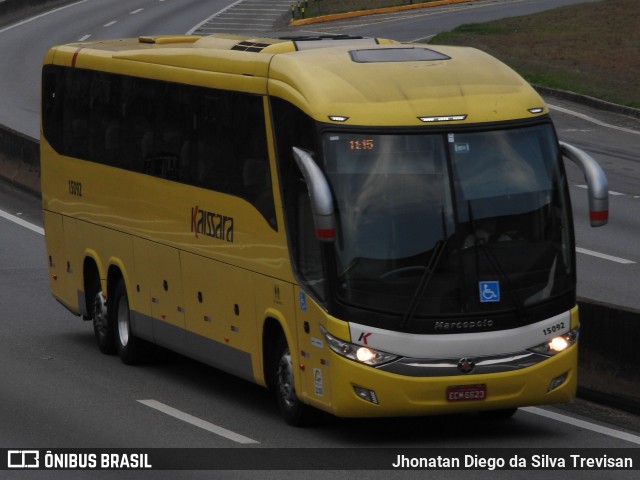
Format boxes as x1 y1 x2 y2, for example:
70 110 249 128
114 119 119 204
318 123 573 317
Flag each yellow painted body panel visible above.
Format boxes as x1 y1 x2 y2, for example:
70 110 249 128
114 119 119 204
326 346 577 417
268 44 547 126
41 33 568 419
294 301 579 417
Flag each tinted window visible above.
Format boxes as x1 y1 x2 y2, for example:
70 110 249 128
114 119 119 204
42 65 276 229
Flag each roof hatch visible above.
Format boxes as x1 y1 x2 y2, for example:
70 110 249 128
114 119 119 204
350 47 450 63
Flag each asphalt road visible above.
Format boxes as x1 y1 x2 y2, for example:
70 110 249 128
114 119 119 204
0 0 639 477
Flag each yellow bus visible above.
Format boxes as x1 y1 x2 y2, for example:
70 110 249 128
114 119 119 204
41 33 608 425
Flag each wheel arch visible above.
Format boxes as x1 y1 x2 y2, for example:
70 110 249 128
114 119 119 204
81 251 104 319
262 311 298 390
106 257 134 306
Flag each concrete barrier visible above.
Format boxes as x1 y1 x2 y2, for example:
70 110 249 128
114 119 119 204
0 0 78 38
0 0 68 18
0 124 40 194
577 300 640 414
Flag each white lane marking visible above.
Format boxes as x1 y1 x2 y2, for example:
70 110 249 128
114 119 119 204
78 34 92 41
523 407 640 446
130 8 144 15
410 34 436 43
186 0 246 34
576 247 635 265
0 208 44 235
0 0 88 34
138 399 259 444
104 20 117 27
575 184 627 196
548 104 640 136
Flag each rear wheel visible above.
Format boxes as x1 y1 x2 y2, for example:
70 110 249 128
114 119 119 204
112 278 146 365
92 288 115 354
274 338 316 426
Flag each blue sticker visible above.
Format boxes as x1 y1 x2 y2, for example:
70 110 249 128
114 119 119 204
479 281 500 303
299 291 307 312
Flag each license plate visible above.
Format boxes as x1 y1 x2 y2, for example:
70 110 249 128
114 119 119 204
446 384 487 402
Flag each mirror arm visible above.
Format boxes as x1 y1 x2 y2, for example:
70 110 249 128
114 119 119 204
292 147 336 241
560 141 608 227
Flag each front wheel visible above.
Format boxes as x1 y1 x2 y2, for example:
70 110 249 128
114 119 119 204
112 278 146 365
274 339 316 427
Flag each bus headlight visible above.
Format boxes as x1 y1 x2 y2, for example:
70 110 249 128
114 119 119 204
320 325 399 367
528 327 579 356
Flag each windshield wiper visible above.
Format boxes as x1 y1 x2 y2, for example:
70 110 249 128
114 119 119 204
399 239 447 331
400 208 449 331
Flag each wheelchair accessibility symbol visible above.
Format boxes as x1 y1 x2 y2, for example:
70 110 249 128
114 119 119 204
479 281 500 303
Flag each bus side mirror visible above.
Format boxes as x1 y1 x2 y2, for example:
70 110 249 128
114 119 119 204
560 142 609 227
292 147 336 242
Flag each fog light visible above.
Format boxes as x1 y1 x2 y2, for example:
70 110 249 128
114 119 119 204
354 386 379 405
548 372 568 392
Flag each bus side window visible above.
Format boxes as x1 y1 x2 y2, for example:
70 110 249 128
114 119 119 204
63 69 91 159
243 158 271 216
42 65 64 152
43 66 275 229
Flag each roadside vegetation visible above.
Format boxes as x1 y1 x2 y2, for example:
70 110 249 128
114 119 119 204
429 0 639 108
290 0 442 19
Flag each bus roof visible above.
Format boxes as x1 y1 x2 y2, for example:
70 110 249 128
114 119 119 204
45 33 548 126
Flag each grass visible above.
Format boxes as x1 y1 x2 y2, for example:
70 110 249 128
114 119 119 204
429 0 640 108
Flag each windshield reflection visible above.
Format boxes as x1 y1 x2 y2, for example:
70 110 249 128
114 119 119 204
320 124 573 317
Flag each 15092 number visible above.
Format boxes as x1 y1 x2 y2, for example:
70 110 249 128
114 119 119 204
543 321 566 336
69 180 82 197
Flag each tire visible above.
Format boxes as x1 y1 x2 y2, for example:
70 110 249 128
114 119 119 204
274 338 316 427
112 278 146 365
92 288 115 354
